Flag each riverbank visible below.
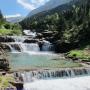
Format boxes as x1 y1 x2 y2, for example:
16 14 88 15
66 49 90 62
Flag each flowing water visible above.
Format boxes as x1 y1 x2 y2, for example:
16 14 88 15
14 68 90 90
7 36 77 70
4 35 90 90
24 76 90 90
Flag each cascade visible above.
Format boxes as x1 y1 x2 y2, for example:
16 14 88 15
23 30 36 37
6 43 16 52
7 36 26 42
4 36 53 52
6 42 40 52
14 68 90 83
41 40 53 51
20 43 40 52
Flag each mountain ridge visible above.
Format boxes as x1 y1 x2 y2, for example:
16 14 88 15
6 16 24 23
27 0 72 18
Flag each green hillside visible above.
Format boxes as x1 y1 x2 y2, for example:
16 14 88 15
20 0 90 54
0 10 22 36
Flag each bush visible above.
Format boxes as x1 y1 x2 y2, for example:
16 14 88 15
68 50 90 61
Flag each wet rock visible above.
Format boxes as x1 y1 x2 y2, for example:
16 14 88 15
42 31 53 37
10 81 23 90
11 44 21 52
0 44 11 52
24 39 38 43
36 33 43 39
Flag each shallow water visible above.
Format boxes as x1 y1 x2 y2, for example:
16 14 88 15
8 52 80 70
24 76 90 90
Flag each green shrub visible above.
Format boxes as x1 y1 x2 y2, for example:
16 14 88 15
68 50 90 61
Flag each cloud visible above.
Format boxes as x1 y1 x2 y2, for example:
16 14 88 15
4 14 21 18
17 0 49 10
17 0 35 10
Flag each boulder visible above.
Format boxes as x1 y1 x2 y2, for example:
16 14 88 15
42 31 53 37
36 33 43 39
11 44 21 52
10 81 23 90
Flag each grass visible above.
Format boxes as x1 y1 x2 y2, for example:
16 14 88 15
68 50 90 61
50 60 82 68
0 74 15 88
0 29 22 35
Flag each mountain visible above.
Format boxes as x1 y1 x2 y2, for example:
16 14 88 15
27 0 72 17
20 0 78 29
20 0 90 53
6 16 24 23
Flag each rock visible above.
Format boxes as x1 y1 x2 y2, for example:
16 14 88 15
0 58 9 71
10 81 23 90
11 44 21 52
36 33 43 39
0 36 15 42
54 40 78 53
24 39 38 43
0 44 11 52
38 41 44 51
42 31 53 37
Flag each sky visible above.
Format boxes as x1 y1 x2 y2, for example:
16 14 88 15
0 0 49 18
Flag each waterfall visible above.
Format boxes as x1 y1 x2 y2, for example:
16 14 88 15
14 68 90 83
7 36 26 42
42 40 53 51
6 43 16 52
20 43 40 52
5 42 40 52
4 36 53 53
23 30 36 37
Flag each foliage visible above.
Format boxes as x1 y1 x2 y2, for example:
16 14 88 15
20 0 90 47
0 75 14 88
68 50 90 60
0 10 22 35
0 29 22 35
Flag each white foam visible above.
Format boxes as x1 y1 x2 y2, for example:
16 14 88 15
24 76 90 90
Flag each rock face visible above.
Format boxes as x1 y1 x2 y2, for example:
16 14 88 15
54 41 78 53
0 44 11 52
0 46 9 71
0 58 9 71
